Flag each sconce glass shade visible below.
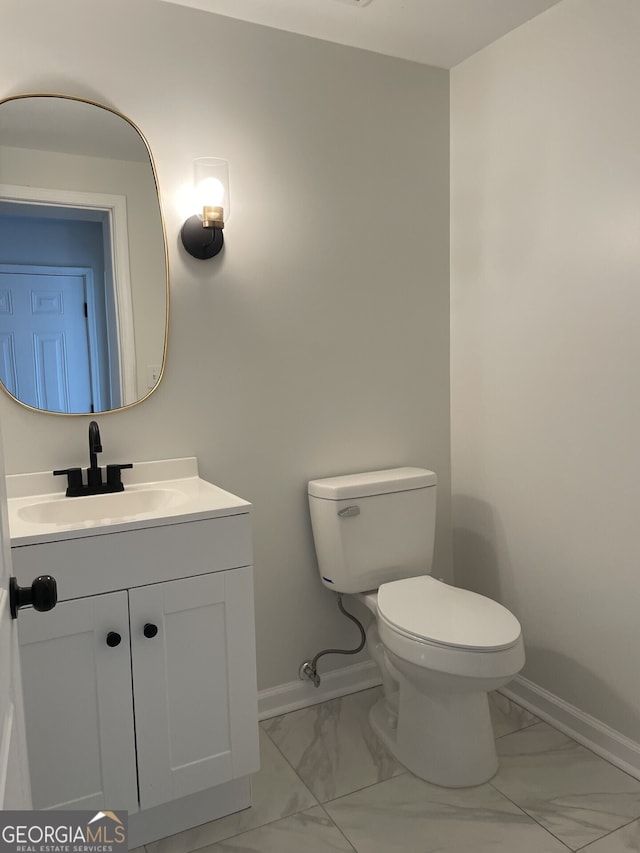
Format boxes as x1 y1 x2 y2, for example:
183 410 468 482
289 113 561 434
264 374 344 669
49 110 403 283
194 157 230 224
181 157 230 259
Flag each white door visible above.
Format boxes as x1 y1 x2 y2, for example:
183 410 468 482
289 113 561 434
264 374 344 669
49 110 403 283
0 265 93 412
0 419 32 809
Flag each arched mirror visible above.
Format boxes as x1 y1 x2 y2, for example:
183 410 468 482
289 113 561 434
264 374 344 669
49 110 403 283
0 94 168 415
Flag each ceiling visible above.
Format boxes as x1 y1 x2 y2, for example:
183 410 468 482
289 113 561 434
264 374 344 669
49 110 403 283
157 0 564 68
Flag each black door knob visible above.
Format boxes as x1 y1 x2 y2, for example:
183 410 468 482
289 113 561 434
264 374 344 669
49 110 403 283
143 623 158 639
106 631 122 647
10 575 57 620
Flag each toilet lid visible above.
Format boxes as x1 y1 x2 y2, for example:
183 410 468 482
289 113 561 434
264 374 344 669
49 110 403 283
377 576 521 651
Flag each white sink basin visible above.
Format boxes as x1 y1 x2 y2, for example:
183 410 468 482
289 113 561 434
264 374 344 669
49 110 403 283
6 457 251 545
17 487 185 526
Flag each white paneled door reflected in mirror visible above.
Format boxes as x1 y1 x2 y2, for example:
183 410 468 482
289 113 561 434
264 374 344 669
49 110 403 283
0 94 169 414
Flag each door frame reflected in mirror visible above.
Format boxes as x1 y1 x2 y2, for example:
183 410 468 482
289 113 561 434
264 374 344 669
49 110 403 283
0 181 137 408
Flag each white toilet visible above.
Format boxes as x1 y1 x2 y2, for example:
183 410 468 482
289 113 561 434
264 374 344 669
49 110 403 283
308 467 525 788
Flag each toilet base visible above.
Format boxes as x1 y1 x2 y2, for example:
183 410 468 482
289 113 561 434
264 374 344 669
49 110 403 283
369 678 498 788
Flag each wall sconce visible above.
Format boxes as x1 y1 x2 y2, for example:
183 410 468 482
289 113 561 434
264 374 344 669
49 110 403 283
180 157 230 259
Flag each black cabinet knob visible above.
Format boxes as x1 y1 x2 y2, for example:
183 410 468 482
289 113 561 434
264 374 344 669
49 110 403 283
106 631 122 647
143 623 158 639
10 575 57 620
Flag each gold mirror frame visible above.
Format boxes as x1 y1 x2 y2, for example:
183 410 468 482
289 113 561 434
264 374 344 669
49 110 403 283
0 93 169 416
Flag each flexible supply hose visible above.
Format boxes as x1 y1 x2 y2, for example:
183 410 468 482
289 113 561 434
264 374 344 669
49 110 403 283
300 594 366 687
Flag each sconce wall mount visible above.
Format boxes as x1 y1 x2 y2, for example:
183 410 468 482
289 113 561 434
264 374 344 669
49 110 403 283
181 214 224 259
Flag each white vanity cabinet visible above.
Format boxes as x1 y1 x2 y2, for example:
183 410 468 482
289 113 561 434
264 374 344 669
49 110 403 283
130 567 257 811
17 567 256 814
8 467 259 848
18 591 139 812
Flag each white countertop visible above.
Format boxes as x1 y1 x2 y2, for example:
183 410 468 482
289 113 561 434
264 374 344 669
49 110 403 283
7 457 251 547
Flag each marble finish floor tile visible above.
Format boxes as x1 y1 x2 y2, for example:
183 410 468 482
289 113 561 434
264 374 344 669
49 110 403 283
489 691 540 738
198 807 355 853
492 722 640 850
580 819 640 851
325 772 569 853
147 729 318 853
262 687 404 802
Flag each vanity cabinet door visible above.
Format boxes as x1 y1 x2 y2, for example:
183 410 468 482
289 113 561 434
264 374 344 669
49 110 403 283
18 592 139 813
129 567 259 811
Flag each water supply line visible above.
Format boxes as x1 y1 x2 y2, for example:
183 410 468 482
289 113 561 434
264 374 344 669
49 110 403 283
298 593 366 688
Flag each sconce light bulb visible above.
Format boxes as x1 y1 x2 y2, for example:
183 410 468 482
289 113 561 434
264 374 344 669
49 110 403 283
197 176 225 209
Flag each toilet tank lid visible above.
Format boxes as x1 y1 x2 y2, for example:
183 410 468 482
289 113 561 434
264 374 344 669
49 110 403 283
308 467 436 499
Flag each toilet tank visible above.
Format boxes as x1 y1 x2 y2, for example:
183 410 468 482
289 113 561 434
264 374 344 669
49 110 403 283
308 467 437 594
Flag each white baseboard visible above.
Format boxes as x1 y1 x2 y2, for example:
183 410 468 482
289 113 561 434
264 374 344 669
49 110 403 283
258 660 381 721
501 676 640 781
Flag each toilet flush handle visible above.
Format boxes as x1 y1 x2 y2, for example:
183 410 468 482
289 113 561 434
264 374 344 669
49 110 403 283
338 505 360 518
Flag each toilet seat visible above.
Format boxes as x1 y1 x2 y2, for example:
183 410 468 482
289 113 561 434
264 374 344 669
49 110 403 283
377 576 521 652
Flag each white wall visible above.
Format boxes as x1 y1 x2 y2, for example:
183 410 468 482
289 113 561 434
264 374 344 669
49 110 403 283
451 0 640 741
0 0 451 691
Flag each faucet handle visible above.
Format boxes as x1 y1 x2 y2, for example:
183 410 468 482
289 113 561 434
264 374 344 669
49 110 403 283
106 463 133 490
53 467 84 496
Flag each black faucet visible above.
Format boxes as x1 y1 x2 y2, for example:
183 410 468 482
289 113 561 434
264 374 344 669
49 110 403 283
53 421 133 497
87 420 103 487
